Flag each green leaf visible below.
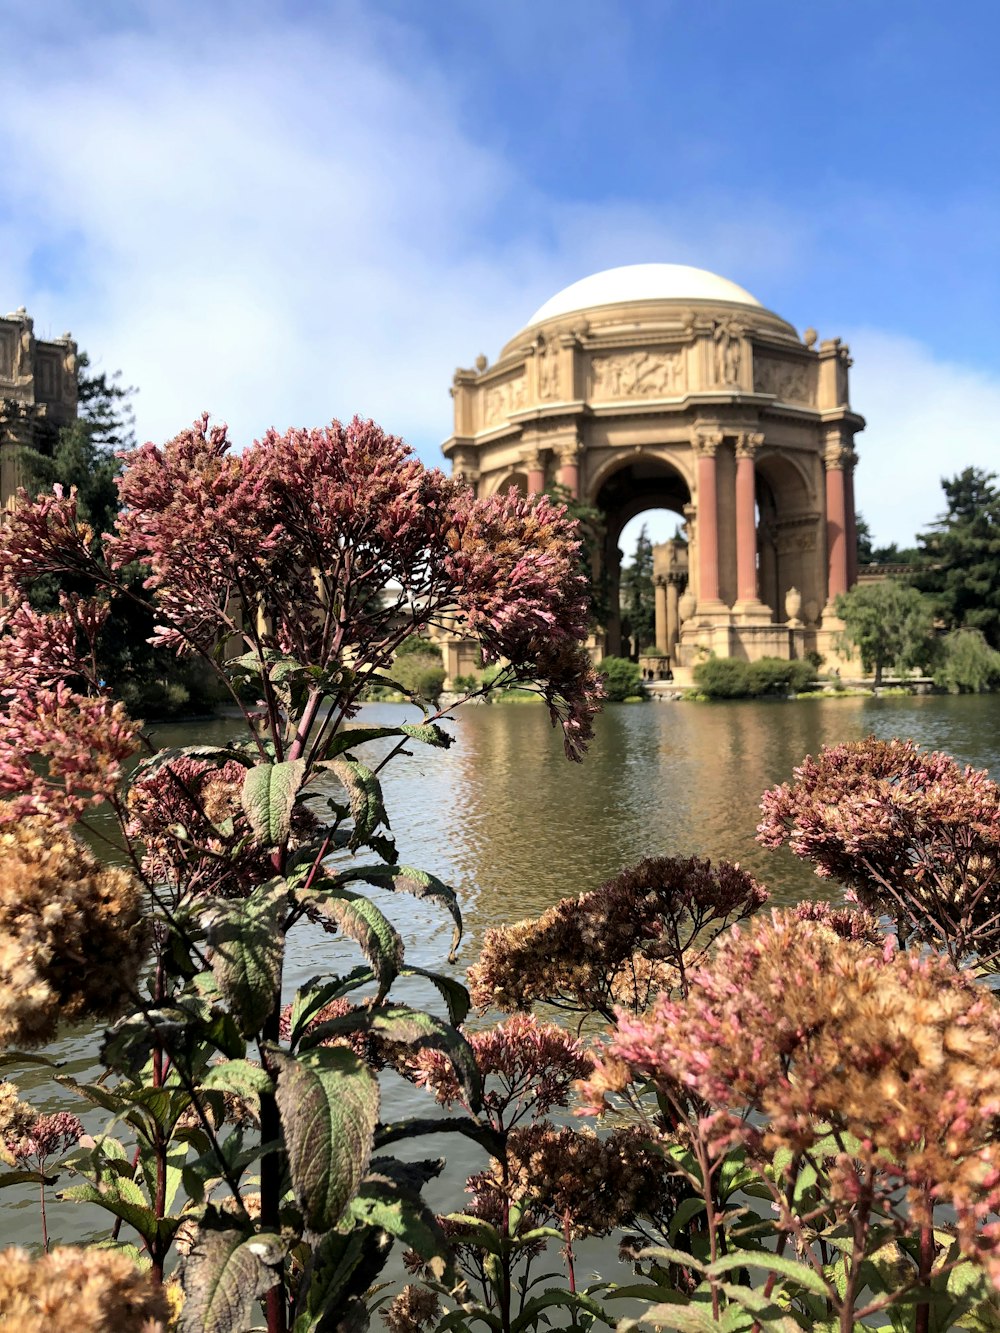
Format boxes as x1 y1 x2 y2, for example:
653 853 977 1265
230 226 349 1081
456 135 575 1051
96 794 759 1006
318 759 387 848
401 966 471 1027
668 1196 707 1241
271 1046 379 1232
334 864 463 960
295 885 404 1001
300 1003 481 1112
127 744 252 791
706 1250 831 1299
319 721 452 762
241 758 308 846
201 879 289 1036
510 1287 613 1333
0 1169 54 1188
179 1220 283 1333
292 1228 392 1333
60 1176 179 1249
399 721 454 749
201 1058 273 1106
374 1114 504 1158
619 1298 715 1332
346 1157 451 1278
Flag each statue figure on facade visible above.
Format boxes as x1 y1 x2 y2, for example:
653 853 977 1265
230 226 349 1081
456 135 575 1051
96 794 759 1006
712 319 742 385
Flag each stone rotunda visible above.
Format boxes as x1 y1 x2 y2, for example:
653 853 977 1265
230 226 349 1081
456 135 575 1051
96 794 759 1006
442 263 863 680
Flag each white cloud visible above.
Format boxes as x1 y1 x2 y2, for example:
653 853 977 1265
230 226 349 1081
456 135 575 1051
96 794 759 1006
847 329 1000 546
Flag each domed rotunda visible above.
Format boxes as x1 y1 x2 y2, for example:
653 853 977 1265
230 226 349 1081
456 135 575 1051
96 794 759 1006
442 263 863 678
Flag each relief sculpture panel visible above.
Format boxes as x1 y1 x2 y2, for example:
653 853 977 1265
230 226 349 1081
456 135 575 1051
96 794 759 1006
0 329 14 381
753 354 813 404
483 374 527 427
590 348 685 398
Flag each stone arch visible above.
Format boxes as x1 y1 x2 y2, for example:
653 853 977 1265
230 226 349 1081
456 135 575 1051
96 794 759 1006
591 453 692 658
482 469 528 498
755 451 824 626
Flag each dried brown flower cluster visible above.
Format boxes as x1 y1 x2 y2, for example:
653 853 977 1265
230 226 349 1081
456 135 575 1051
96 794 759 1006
382 1282 441 1333
584 907 1000 1281
0 818 149 1047
0 1245 169 1331
468 856 767 1017
758 737 1000 964
473 1123 674 1240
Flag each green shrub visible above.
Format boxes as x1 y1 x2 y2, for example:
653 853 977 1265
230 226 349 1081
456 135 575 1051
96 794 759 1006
395 633 442 660
694 656 815 699
597 656 646 702
933 628 1000 694
391 652 446 701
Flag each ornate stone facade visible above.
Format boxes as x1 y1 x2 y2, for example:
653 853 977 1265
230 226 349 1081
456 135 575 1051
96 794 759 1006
1 308 78 508
442 264 864 680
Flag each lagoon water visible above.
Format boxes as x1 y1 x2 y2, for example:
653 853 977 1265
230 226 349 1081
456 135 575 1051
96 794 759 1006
9 692 1000 1252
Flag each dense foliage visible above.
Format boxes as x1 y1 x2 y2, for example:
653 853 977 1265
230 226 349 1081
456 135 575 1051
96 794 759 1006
619 524 656 656
595 654 645 701
914 467 1000 648
834 578 936 686
693 655 815 698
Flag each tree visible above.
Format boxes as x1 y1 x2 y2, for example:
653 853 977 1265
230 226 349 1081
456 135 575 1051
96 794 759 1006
913 467 1000 647
544 481 607 624
834 578 936 686
619 523 655 656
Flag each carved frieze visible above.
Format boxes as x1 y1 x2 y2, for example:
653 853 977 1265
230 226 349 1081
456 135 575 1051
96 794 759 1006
483 374 526 427
773 513 821 555
536 334 560 400
753 354 813 404
590 348 685 398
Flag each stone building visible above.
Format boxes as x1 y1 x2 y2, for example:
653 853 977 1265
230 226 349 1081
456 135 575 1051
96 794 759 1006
442 263 863 680
0 308 78 507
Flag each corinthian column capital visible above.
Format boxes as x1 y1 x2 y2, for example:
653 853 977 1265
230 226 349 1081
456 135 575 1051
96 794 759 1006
736 430 765 460
693 428 724 458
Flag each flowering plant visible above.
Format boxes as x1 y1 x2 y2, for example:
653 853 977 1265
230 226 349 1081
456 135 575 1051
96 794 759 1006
0 416 601 1333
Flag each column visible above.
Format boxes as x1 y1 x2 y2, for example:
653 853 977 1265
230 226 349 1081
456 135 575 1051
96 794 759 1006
523 449 545 496
654 577 668 653
556 443 581 499
825 441 849 602
844 451 858 588
734 431 763 604
694 429 723 607
666 575 680 655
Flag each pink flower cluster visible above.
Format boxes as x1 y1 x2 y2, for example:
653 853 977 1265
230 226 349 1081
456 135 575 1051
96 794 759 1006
581 907 1000 1284
0 596 108 693
0 683 139 824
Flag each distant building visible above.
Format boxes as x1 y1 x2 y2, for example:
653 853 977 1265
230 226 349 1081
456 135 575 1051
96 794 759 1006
0 308 78 507
442 263 863 678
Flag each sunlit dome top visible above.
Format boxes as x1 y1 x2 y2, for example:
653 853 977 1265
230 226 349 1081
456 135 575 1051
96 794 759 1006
525 263 763 327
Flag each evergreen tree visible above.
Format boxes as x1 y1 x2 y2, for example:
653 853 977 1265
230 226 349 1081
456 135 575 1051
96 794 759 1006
620 524 656 656
913 467 1000 647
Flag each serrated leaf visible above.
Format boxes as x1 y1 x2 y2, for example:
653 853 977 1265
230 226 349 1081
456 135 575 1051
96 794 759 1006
60 1176 179 1249
295 885 404 1001
347 1157 451 1279
271 1046 379 1232
202 879 289 1036
334 864 462 960
0 1169 54 1188
292 1228 392 1333
706 1250 831 1298
510 1287 612 1333
374 1114 504 1158
127 744 252 791
241 758 308 847
179 1221 283 1333
300 1003 481 1112
201 1058 272 1105
318 759 387 848
401 966 471 1027
399 721 454 749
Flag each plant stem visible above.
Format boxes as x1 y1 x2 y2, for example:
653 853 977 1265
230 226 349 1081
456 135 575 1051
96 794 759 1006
915 1219 934 1333
39 1179 49 1253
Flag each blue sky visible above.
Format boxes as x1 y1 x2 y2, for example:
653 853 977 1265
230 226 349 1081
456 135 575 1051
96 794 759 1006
2 0 998 546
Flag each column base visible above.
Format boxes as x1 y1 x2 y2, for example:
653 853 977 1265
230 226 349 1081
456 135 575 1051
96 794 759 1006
731 598 774 625
694 599 732 625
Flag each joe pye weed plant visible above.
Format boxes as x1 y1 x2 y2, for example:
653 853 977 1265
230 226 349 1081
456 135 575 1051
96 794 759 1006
1 413 1000 1332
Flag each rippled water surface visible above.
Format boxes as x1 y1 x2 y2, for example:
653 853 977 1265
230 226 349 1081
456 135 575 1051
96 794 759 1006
9 693 1000 1250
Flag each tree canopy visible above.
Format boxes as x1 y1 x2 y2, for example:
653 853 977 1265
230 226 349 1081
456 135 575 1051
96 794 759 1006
913 467 1000 648
620 523 656 655
835 579 935 686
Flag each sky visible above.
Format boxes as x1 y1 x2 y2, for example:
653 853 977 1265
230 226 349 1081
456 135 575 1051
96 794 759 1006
2 0 999 548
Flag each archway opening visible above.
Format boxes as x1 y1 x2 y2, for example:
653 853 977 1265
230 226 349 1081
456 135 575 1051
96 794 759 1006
593 458 691 660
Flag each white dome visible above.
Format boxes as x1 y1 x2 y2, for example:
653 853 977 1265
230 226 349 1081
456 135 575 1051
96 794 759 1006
525 263 763 327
